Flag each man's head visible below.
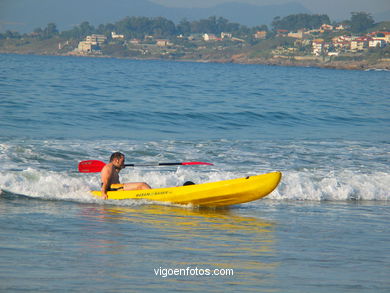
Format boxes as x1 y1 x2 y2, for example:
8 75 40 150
110 152 125 169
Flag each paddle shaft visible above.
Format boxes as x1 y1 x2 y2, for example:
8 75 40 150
78 160 213 173
125 162 201 167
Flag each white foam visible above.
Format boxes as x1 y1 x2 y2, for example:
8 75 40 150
270 170 390 201
0 168 94 201
1 167 389 203
1 139 389 204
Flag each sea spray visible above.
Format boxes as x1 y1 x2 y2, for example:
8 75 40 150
270 170 389 201
1 167 388 203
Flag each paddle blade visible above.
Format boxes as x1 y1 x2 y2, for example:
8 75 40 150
78 160 106 173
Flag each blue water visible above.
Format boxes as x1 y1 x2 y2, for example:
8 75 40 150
1 54 389 141
0 54 389 292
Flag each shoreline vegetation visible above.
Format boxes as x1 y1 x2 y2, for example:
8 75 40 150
1 13 389 71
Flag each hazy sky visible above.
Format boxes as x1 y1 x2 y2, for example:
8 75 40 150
152 0 390 19
0 0 389 33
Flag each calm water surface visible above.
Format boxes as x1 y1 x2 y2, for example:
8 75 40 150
0 54 389 292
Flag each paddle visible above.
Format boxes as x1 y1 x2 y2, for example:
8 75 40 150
78 160 213 173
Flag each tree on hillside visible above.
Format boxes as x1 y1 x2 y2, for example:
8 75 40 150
0 30 21 39
272 13 331 31
177 19 192 35
97 23 116 36
60 21 96 39
30 23 59 39
150 17 176 37
30 23 58 39
113 16 176 38
349 12 375 33
78 22 95 36
33 27 43 36
45 23 58 37
191 16 219 34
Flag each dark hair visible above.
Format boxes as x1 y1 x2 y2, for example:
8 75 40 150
110 152 124 162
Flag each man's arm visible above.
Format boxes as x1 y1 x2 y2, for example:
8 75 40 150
101 165 112 200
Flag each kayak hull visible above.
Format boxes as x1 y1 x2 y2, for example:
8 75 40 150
91 172 281 207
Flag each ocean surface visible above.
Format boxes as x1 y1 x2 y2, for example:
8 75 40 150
0 53 389 292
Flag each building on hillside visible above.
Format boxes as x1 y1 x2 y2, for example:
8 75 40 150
368 32 390 44
332 35 352 43
254 31 267 39
231 37 245 42
221 32 232 39
276 29 289 37
156 39 171 47
76 41 100 53
335 24 347 30
332 40 350 51
75 34 106 54
129 38 141 44
320 24 334 31
111 32 125 39
203 33 219 41
369 39 387 48
288 30 304 39
332 35 351 51
350 37 371 51
85 34 107 45
312 39 325 56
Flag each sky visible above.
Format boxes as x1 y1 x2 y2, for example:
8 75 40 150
152 0 390 20
0 0 389 33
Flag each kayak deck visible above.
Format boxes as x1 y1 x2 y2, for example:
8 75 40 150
91 172 281 207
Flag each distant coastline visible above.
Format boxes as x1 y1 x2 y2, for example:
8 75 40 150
1 48 389 71
1 13 389 71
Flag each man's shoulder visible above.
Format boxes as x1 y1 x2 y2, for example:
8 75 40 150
101 162 113 173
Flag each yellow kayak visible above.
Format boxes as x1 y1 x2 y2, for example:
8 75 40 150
91 171 281 207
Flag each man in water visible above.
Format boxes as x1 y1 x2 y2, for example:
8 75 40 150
101 152 151 199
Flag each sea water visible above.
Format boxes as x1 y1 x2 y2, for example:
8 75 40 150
0 54 389 292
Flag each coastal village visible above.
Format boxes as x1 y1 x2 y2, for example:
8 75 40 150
73 25 390 58
1 13 389 70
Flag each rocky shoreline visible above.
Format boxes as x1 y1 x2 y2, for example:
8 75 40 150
1 48 389 71
206 54 390 71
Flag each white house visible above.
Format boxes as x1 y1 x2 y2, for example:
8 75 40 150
369 39 386 48
111 32 125 39
85 34 107 45
312 39 325 56
203 33 218 41
221 32 232 39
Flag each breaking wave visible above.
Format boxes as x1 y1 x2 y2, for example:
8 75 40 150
1 167 388 204
1 138 389 205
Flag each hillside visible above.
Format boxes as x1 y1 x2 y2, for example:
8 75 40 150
1 13 389 71
1 0 310 33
